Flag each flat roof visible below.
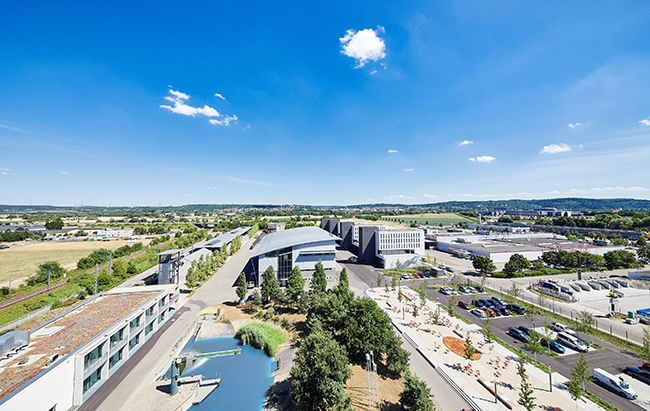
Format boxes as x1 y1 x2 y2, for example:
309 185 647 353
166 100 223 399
0 291 158 402
438 236 624 253
252 226 341 258
156 249 183 256
194 226 251 249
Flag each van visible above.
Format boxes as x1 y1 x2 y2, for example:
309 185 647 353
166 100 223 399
592 368 637 399
556 332 589 353
505 303 525 315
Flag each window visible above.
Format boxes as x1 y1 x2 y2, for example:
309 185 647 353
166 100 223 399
158 311 165 324
82 368 102 393
48 405 57 411
158 297 166 308
130 315 142 330
129 332 141 351
83 343 103 370
110 328 124 347
145 306 154 318
109 348 123 369
145 321 154 335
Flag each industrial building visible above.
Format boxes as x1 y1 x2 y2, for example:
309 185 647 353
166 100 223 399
0 284 179 411
249 226 340 286
435 232 625 263
266 222 285 233
96 228 135 239
320 218 425 268
191 226 251 254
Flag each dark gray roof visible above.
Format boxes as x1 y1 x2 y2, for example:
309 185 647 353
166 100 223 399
193 226 251 250
252 227 340 258
156 249 183 256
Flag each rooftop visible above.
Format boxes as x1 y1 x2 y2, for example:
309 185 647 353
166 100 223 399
438 235 624 253
252 226 340 257
0 291 158 401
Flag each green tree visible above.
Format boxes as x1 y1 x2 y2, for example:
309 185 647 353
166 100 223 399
236 272 247 301
508 282 522 302
337 268 349 295
472 255 496 273
311 260 327 294
638 236 647 247
504 254 530 276
566 380 583 411
571 353 590 392
447 295 457 318
261 266 280 304
250 289 262 309
642 327 650 363
463 335 475 362
399 373 435 411
603 250 637 269
639 246 650 261
517 360 536 411
577 310 595 333
391 274 397 291
481 317 495 353
377 273 382 288
291 323 352 410
44 218 64 230
27 261 66 286
385 332 410 377
341 297 395 362
286 266 306 307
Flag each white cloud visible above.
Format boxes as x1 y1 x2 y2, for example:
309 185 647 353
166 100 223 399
243 124 251 130
214 93 226 100
161 89 238 126
61 171 71 175
1 172 8 175
540 143 571 154
207 187 218 190
340 27 386 68
640 118 650 126
546 190 561 195
369 70 377 75
404 168 414 172
387 149 398 153
568 123 582 128
468 156 495 163
184 194 190 197
209 115 238 126
459 140 473 146
567 186 650 195
423 194 438 198
0 124 26 133
384 194 414 201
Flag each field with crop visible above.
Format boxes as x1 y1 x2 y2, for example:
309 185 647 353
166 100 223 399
380 212 475 226
0 238 154 284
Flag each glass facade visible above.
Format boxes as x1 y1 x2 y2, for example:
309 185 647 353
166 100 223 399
277 247 292 285
109 348 123 369
82 368 102 394
145 321 154 335
110 328 124 347
129 332 140 351
145 306 154 318
130 315 141 331
83 343 103 370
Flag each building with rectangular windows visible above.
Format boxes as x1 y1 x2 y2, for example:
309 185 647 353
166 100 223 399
249 226 340 286
0 284 179 411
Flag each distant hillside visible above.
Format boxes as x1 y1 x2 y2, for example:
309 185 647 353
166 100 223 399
351 198 650 211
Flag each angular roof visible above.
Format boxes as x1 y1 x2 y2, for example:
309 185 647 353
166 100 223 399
252 226 340 258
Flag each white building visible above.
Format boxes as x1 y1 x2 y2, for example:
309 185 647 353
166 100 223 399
96 228 135 238
0 284 179 411
375 227 425 268
251 226 340 286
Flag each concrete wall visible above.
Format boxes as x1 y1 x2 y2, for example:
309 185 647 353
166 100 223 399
329 219 340 236
340 221 354 250
359 226 379 266
320 217 330 230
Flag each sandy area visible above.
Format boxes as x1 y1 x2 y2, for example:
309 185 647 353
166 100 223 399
345 362 404 411
0 238 153 284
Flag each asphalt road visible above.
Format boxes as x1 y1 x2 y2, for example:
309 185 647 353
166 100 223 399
425 285 646 411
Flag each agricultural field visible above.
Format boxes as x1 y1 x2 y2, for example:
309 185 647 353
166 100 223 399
380 212 475 226
0 238 154 285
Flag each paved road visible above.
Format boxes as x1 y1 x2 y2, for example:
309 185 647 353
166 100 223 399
336 249 471 411
425 285 645 411
81 240 257 411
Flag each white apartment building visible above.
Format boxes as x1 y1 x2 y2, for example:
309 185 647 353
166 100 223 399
0 284 179 411
375 227 425 268
96 228 135 238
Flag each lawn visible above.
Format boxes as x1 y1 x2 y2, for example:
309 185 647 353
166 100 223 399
380 213 475 226
0 238 153 284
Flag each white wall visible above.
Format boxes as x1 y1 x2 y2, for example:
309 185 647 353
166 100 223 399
1 357 75 411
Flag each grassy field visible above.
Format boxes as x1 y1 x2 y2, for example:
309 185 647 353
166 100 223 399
380 212 475 226
0 238 153 284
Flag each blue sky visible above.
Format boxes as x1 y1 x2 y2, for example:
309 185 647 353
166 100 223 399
1 1 649 206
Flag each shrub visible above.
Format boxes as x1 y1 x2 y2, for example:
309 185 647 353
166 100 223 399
235 322 287 356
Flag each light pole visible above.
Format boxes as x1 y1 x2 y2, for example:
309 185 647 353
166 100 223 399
532 320 537 363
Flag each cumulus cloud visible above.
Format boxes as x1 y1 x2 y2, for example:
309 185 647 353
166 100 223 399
214 93 226 100
567 186 650 194
468 156 495 163
388 149 398 153
161 89 238 126
384 194 414 201
61 171 71 175
404 168 414 172
340 27 386 68
568 123 582 128
209 115 238 126
546 190 561 195
540 143 571 154
423 194 438 198
459 140 473 146
640 118 650 126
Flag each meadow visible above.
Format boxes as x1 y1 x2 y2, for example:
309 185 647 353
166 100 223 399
380 212 475 226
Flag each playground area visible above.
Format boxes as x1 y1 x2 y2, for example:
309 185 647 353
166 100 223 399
368 287 604 411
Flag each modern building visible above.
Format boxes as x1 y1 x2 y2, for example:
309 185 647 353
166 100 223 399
96 228 135 239
266 222 285 233
156 249 182 284
191 226 251 253
0 284 179 411
249 226 340 286
435 232 624 263
504 208 583 218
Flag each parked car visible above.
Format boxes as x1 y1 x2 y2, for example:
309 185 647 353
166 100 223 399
576 337 591 349
439 287 452 295
623 367 650 385
540 338 566 353
593 368 637 399
474 286 485 293
445 266 455 273
484 307 497 317
472 299 486 308
505 303 525 315
470 308 487 318
498 307 511 316
458 285 471 294
458 300 471 310
550 322 577 336
518 326 531 336
491 297 505 306
468 287 477 293
556 332 589 353
507 328 531 343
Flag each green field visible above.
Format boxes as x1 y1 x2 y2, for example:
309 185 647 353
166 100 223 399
380 213 475 226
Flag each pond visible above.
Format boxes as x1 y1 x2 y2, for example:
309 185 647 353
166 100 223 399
173 336 275 411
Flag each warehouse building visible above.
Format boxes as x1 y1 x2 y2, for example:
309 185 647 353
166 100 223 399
435 233 624 263
249 226 340 286
191 226 251 253
0 284 179 411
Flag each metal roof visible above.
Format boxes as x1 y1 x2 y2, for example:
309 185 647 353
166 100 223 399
195 226 251 249
252 226 340 258
156 249 183 256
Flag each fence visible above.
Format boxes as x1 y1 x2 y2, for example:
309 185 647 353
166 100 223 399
0 304 52 333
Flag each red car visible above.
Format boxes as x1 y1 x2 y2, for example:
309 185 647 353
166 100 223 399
458 300 471 310
483 307 497 317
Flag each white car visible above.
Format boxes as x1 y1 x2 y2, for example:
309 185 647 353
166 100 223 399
439 287 451 295
470 308 487 318
551 322 577 336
